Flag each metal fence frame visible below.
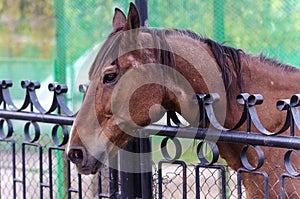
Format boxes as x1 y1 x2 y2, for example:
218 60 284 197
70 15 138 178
1 80 300 199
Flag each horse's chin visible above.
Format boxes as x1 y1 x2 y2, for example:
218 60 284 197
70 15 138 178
76 159 103 175
75 152 107 175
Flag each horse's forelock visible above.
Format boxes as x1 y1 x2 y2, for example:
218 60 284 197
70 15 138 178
89 30 123 80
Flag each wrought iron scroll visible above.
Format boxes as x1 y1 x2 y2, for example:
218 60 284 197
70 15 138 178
0 80 74 116
0 80 74 127
193 92 300 136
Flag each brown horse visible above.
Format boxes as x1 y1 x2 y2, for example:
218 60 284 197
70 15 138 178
67 3 300 198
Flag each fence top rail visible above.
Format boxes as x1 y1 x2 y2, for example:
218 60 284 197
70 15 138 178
143 124 300 150
0 109 74 125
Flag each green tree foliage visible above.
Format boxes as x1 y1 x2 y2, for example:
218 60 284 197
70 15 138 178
0 0 54 58
63 0 131 64
225 0 300 65
148 0 300 66
1 0 300 67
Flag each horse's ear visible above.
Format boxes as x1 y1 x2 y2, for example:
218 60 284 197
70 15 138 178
112 8 126 30
124 2 141 30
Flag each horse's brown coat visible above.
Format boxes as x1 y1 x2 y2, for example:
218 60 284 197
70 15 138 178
67 3 300 198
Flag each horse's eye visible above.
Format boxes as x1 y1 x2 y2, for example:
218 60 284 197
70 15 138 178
103 73 118 84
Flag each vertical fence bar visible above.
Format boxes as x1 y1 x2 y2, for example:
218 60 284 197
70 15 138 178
97 173 102 199
21 143 26 199
135 0 148 27
67 160 72 199
11 141 17 199
117 1 150 199
38 146 44 199
48 148 54 199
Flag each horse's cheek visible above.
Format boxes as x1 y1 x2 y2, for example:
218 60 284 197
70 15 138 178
94 89 112 124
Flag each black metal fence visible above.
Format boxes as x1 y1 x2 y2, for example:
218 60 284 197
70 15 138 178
1 80 300 199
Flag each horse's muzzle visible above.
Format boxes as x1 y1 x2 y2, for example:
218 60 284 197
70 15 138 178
67 146 104 175
67 147 85 165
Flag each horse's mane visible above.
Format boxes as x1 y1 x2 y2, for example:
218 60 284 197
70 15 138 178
160 29 245 98
258 53 299 72
89 27 299 97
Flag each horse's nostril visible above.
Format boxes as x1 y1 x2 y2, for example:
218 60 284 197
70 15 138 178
68 148 84 164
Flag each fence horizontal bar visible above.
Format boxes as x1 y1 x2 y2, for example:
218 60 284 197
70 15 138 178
0 110 74 125
2 109 300 150
143 125 300 150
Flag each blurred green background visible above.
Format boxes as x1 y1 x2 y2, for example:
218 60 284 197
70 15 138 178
1 0 300 102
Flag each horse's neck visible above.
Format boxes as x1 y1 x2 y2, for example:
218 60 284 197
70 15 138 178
165 36 300 130
231 55 300 131
243 55 300 97
163 37 227 125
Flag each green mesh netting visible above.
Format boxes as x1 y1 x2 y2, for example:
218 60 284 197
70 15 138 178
1 0 300 87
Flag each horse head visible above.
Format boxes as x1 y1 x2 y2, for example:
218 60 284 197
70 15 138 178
66 3 226 174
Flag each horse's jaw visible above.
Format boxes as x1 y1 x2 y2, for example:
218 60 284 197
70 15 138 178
76 152 105 175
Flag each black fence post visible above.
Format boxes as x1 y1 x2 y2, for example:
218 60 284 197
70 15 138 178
139 135 153 199
135 0 148 27
120 138 142 199
120 136 152 199
135 1 153 198
119 2 151 199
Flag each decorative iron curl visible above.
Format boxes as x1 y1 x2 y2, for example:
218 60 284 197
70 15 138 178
51 124 69 147
160 137 182 162
290 94 300 132
0 118 13 139
24 121 40 143
283 149 300 177
196 141 219 166
240 145 264 171
47 82 73 116
166 111 183 127
194 92 300 136
0 80 75 116
0 80 84 144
